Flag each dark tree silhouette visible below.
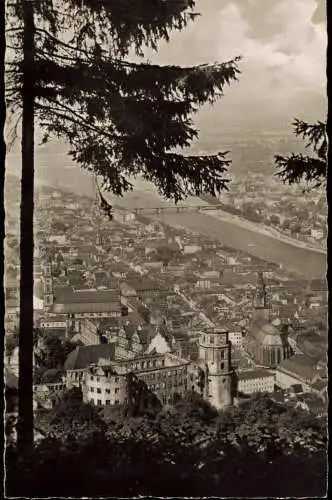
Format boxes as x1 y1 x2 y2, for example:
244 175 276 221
126 372 162 418
5 391 327 497
274 119 327 189
5 0 241 449
38 387 107 441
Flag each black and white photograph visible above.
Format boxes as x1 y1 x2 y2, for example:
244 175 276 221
2 0 328 497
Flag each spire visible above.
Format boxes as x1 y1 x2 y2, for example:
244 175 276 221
254 271 273 321
255 271 267 309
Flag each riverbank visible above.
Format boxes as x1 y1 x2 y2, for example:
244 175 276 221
203 209 326 254
7 163 324 278
109 187 326 278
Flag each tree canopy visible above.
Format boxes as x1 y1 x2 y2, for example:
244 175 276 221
6 0 241 202
6 391 327 497
5 0 241 450
35 331 78 373
37 387 107 442
274 119 327 190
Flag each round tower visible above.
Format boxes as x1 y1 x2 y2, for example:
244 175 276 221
199 328 233 409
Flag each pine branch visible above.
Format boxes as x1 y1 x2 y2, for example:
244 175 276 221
35 97 117 140
8 0 242 207
66 0 198 56
274 119 327 188
35 26 93 56
274 154 326 186
293 118 327 160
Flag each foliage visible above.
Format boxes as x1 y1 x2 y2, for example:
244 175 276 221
6 0 241 203
6 391 327 497
241 202 264 223
215 393 326 456
6 0 241 450
155 244 181 265
275 119 327 190
126 372 162 418
269 214 280 225
35 331 77 372
39 387 107 441
40 367 64 383
137 303 151 323
5 331 19 357
174 390 217 420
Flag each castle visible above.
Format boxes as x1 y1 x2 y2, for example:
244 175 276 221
64 327 235 410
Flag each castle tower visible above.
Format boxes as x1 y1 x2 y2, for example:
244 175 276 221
43 259 54 309
199 328 233 409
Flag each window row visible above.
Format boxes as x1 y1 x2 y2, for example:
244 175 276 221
89 386 120 394
142 369 185 379
92 399 120 406
128 359 165 370
90 375 119 383
148 381 187 391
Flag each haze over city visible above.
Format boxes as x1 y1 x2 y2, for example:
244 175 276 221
4 1 327 497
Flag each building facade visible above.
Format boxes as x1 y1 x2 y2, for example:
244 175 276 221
62 325 236 411
82 352 190 407
237 369 275 395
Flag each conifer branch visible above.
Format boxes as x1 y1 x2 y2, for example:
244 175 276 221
274 119 327 189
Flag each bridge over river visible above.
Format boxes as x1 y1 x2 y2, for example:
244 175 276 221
111 191 327 279
131 204 227 214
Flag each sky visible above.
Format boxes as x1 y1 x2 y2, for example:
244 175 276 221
7 0 327 156
134 0 327 132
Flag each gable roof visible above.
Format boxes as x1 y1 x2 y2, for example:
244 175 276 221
238 369 274 381
51 288 122 314
127 278 163 292
64 343 116 371
278 354 317 382
55 288 120 304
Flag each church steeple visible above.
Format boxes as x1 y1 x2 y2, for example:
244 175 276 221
254 271 270 320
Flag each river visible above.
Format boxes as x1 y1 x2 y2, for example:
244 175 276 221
107 187 327 279
10 158 325 279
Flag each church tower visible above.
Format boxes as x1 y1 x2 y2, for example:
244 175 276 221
253 271 270 320
43 259 54 310
199 328 234 409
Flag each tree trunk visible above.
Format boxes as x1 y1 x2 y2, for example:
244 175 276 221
17 0 35 451
1 0 6 425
